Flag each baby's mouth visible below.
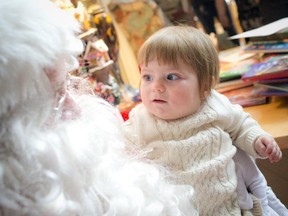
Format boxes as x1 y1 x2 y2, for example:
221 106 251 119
153 99 166 103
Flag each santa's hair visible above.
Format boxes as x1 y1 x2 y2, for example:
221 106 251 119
0 0 196 215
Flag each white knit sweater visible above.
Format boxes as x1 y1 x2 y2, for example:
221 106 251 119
123 90 267 215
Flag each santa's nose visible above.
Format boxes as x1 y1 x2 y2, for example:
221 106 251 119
61 92 81 120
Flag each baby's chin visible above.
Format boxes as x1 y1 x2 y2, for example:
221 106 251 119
151 111 179 121
152 110 196 121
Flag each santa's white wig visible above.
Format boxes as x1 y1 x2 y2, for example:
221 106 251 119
0 0 197 215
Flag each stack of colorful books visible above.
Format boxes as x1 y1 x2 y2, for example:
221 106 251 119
216 18 288 107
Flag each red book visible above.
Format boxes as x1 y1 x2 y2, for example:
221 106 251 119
241 55 288 82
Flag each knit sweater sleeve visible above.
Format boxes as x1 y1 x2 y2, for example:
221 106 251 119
211 90 268 158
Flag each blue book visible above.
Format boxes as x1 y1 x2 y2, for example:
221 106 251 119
244 42 288 53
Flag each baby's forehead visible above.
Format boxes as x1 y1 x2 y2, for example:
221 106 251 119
141 59 197 74
151 57 195 68
141 56 179 66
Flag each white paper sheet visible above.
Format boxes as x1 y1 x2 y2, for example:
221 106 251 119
229 17 288 39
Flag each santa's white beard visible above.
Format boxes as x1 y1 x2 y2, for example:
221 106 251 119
0 0 197 213
0 94 197 216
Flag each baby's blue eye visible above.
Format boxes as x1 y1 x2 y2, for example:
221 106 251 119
143 74 153 81
167 74 179 80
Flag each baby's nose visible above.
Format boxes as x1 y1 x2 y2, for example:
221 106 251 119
61 92 81 120
153 80 165 92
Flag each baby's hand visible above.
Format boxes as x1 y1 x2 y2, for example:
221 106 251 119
254 135 282 163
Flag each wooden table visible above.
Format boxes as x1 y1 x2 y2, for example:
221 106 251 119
244 96 288 207
244 96 288 150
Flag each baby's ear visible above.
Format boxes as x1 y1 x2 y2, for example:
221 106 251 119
203 76 215 91
202 76 215 99
211 76 216 87
203 87 213 99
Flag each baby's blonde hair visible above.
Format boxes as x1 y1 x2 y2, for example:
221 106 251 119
138 25 219 98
